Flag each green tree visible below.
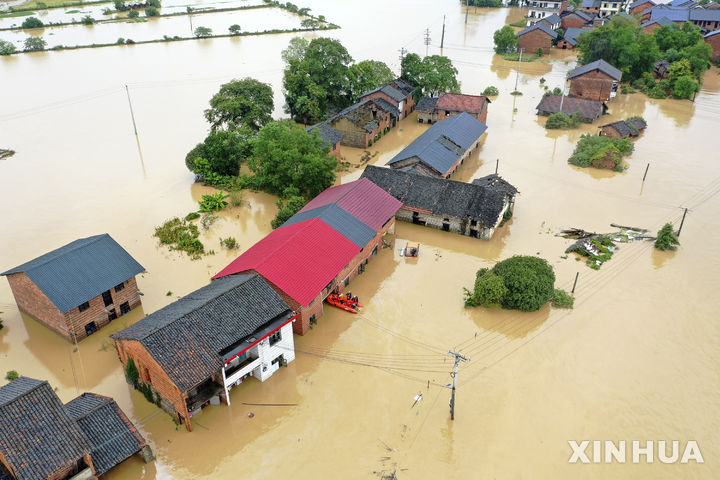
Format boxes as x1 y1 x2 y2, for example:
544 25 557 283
301 18 319 29
204 78 274 131
347 59 395 101
401 54 460 98
229 24 241 34
125 358 139 385
282 37 353 123
147 0 161 7
672 75 698 99
493 25 518 54
21 17 44 28
194 26 212 37
655 222 680 250
578 16 659 81
248 120 337 199
654 22 702 53
492 256 556 311
80 15 94 25
127 9 139 18
0 40 16 56
185 127 253 175
24 36 46 51
114 0 128 11
145 6 159 16
464 269 508 307
271 195 307 228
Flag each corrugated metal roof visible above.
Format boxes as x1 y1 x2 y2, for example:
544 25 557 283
299 178 402 231
213 220 359 307
1 234 144 313
283 204 376 248
386 112 487 176
568 59 622 81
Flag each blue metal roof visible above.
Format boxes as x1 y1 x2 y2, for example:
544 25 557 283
1 234 144 313
282 204 376 248
386 112 487 176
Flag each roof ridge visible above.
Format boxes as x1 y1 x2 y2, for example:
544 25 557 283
0 377 48 408
3 234 106 275
67 393 112 419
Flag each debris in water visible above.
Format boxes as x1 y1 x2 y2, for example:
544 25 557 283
560 224 655 270
0 149 15 160
411 393 423 408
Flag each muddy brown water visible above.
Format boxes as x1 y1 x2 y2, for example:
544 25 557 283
1 1 719 478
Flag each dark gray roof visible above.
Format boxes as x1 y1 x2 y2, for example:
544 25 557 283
601 120 636 136
536 94 605 121
373 97 401 118
282 204 376 248
361 166 517 229
0 234 144 313
518 23 559 38
362 79 414 102
539 13 562 25
472 174 519 196
330 99 381 133
581 0 601 7
690 8 720 20
611 11 637 21
563 27 590 45
642 15 674 26
0 378 91 480
66 393 146 475
568 59 622 81
307 122 345 148
391 78 415 96
565 9 594 20
416 96 439 113
112 274 292 393
650 6 690 21
630 0 655 8
386 112 487 177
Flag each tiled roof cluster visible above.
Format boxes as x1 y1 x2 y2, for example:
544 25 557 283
517 23 559 38
307 122 345 148
568 59 623 81
536 94 606 122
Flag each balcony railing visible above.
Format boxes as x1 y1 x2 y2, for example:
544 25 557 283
224 356 261 386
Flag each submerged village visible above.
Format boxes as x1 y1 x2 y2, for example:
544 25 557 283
1 0 719 478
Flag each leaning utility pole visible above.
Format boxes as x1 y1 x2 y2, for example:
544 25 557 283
448 350 469 420
514 49 524 92
125 84 138 135
465 0 470 24
440 15 446 55
424 28 431 57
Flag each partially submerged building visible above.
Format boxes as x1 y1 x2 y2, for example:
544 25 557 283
386 112 487 179
416 92 490 124
112 274 297 431
0 377 152 479
213 178 401 335
327 99 397 148
0 234 144 342
561 10 594 29
516 23 558 55
361 166 518 240
568 59 622 101
536 94 606 123
557 27 591 49
307 122 345 159
599 118 647 138
359 78 416 120
527 0 568 26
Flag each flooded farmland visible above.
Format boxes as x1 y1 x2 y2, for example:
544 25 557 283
1 0 719 478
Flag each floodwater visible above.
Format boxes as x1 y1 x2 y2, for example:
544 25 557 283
1 1 719 478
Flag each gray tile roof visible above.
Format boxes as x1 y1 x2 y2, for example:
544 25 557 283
282 204 376 248
362 78 414 102
650 6 691 21
0 234 144 313
372 97 401 118
0 378 91 480
540 13 562 25
568 59 622 81
391 78 415 96
307 122 345 148
386 112 487 177
65 393 146 476
536 94 605 122
472 174 519 196
416 96 439 113
565 9 594 20
601 120 637 136
518 23 559 38
361 166 517 229
642 15 674 26
112 274 292 393
689 8 720 20
630 0 655 8
581 0 601 7
611 11 637 21
563 27 590 45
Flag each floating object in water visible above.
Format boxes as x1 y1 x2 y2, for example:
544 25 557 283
403 241 420 257
326 293 360 313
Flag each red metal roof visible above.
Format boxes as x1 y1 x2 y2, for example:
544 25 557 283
212 219 359 307
436 93 488 115
299 178 402 231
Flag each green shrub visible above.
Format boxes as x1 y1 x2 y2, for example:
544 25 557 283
220 237 238 249
125 358 139 385
229 190 244 207
80 15 94 25
482 86 499 96
492 256 555 311
545 112 581 130
271 196 306 229
229 24 241 34
0 40 16 56
199 191 229 212
464 269 508 307
127 10 139 18
145 6 159 17
147 0 161 6
6 370 19 381
185 212 201 221
23 36 46 51
21 17 43 28
648 86 667 99
551 289 574 308
655 222 679 251
116 37 125 44
114 0 128 11
154 218 205 259
194 26 212 37
568 134 634 169
536 47 544 57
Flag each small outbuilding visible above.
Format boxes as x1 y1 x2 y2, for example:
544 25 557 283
557 27 591 49
599 118 647 138
568 59 622 101
307 122 345 159
561 10 594 28
0 234 144 342
417 92 491 124
516 23 558 55
536 94 606 123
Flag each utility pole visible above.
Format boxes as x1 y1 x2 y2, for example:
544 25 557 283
642 163 650 182
677 208 688 236
559 78 567 112
424 28 431 57
465 0 469 24
440 15 446 55
399 47 407 69
495 158 499 174
514 49 524 92
571 271 579 294
125 84 138 135
447 350 469 421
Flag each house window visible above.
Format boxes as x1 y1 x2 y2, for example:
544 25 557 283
102 290 113 307
114 282 125 292
108 309 117 322
309 314 317 325
78 301 90 312
470 219 477 227
120 301 131 315
271 355 284 367
269 330 282 346
85 321 97 336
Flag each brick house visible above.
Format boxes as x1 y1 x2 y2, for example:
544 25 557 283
386 112 487 179
557 27 592 49
516 24 558 55
599 118 647 138
361 166 518 241
359 78 416 120
307 122 345 159
214 178 401 335
648 5 720 30
0 377 152 479
641 15 673 32
535 13 562 29
327 99 397 148
561 10 594 29
112 274 297 432
568 59 622 101
416 92 491 124
629 0 656 18
581 0 602 15
527 0 568 26
705 30 720 62
1 234 144 342
536 94 606 122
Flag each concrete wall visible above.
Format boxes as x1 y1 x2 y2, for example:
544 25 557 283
252 322 295 382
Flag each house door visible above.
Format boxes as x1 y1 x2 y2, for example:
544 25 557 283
102 290 113 307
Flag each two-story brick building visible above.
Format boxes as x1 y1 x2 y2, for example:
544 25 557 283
416 92 490 124
516 23 558 55
327 99 397 148
0 377 152 479
1 234 144 342
112 274 297 431
568 59 623 101
359 78 416 120
561 10 594 29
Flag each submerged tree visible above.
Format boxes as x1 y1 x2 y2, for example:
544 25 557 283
24 37 46 51
401 53 460 99
655 222 680 251
493 25 518 54
204 78 274 131
347 60 395 102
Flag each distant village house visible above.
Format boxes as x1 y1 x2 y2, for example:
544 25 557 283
599 118 647 138
416 92 491 124
561 10 595 29
359 78 416 120
527 0 568 26
516 24 558 55
0 234 144 342
568 59 622 102
327 98 396 149
307 122 345 159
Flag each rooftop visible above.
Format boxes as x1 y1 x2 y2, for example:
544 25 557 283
563 27 592 45
517 23 559 38
307 122 345 148
416 96 439 113
536 94 606 121
435 92 490 115
568 59 622 81
0 234 144 313
282 204 376 248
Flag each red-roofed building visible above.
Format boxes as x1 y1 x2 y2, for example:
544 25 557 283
416 92 490 124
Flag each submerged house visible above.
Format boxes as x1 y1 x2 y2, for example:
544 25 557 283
307 122 345 159
359 78 416 120
327 99 397 148
213 178 401 335
536 94 606 123
0 377 152 479
568 59 623 101
112 274 297 432
361 166 518 241
556 27 591 49
416 92 491 124
386 112 487 179
516 23 558 55
599 118 647 138
0 234 144 342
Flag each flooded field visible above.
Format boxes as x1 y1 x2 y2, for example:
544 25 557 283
1 0 719 478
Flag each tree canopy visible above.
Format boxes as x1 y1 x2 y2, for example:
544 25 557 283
655 223 680 251
204 78 274 131
185 127 253 176
248 120 337 199
21 17 44 28
24 37 46 51
493 25 518 54
348 60 395 102
401 53 460 98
